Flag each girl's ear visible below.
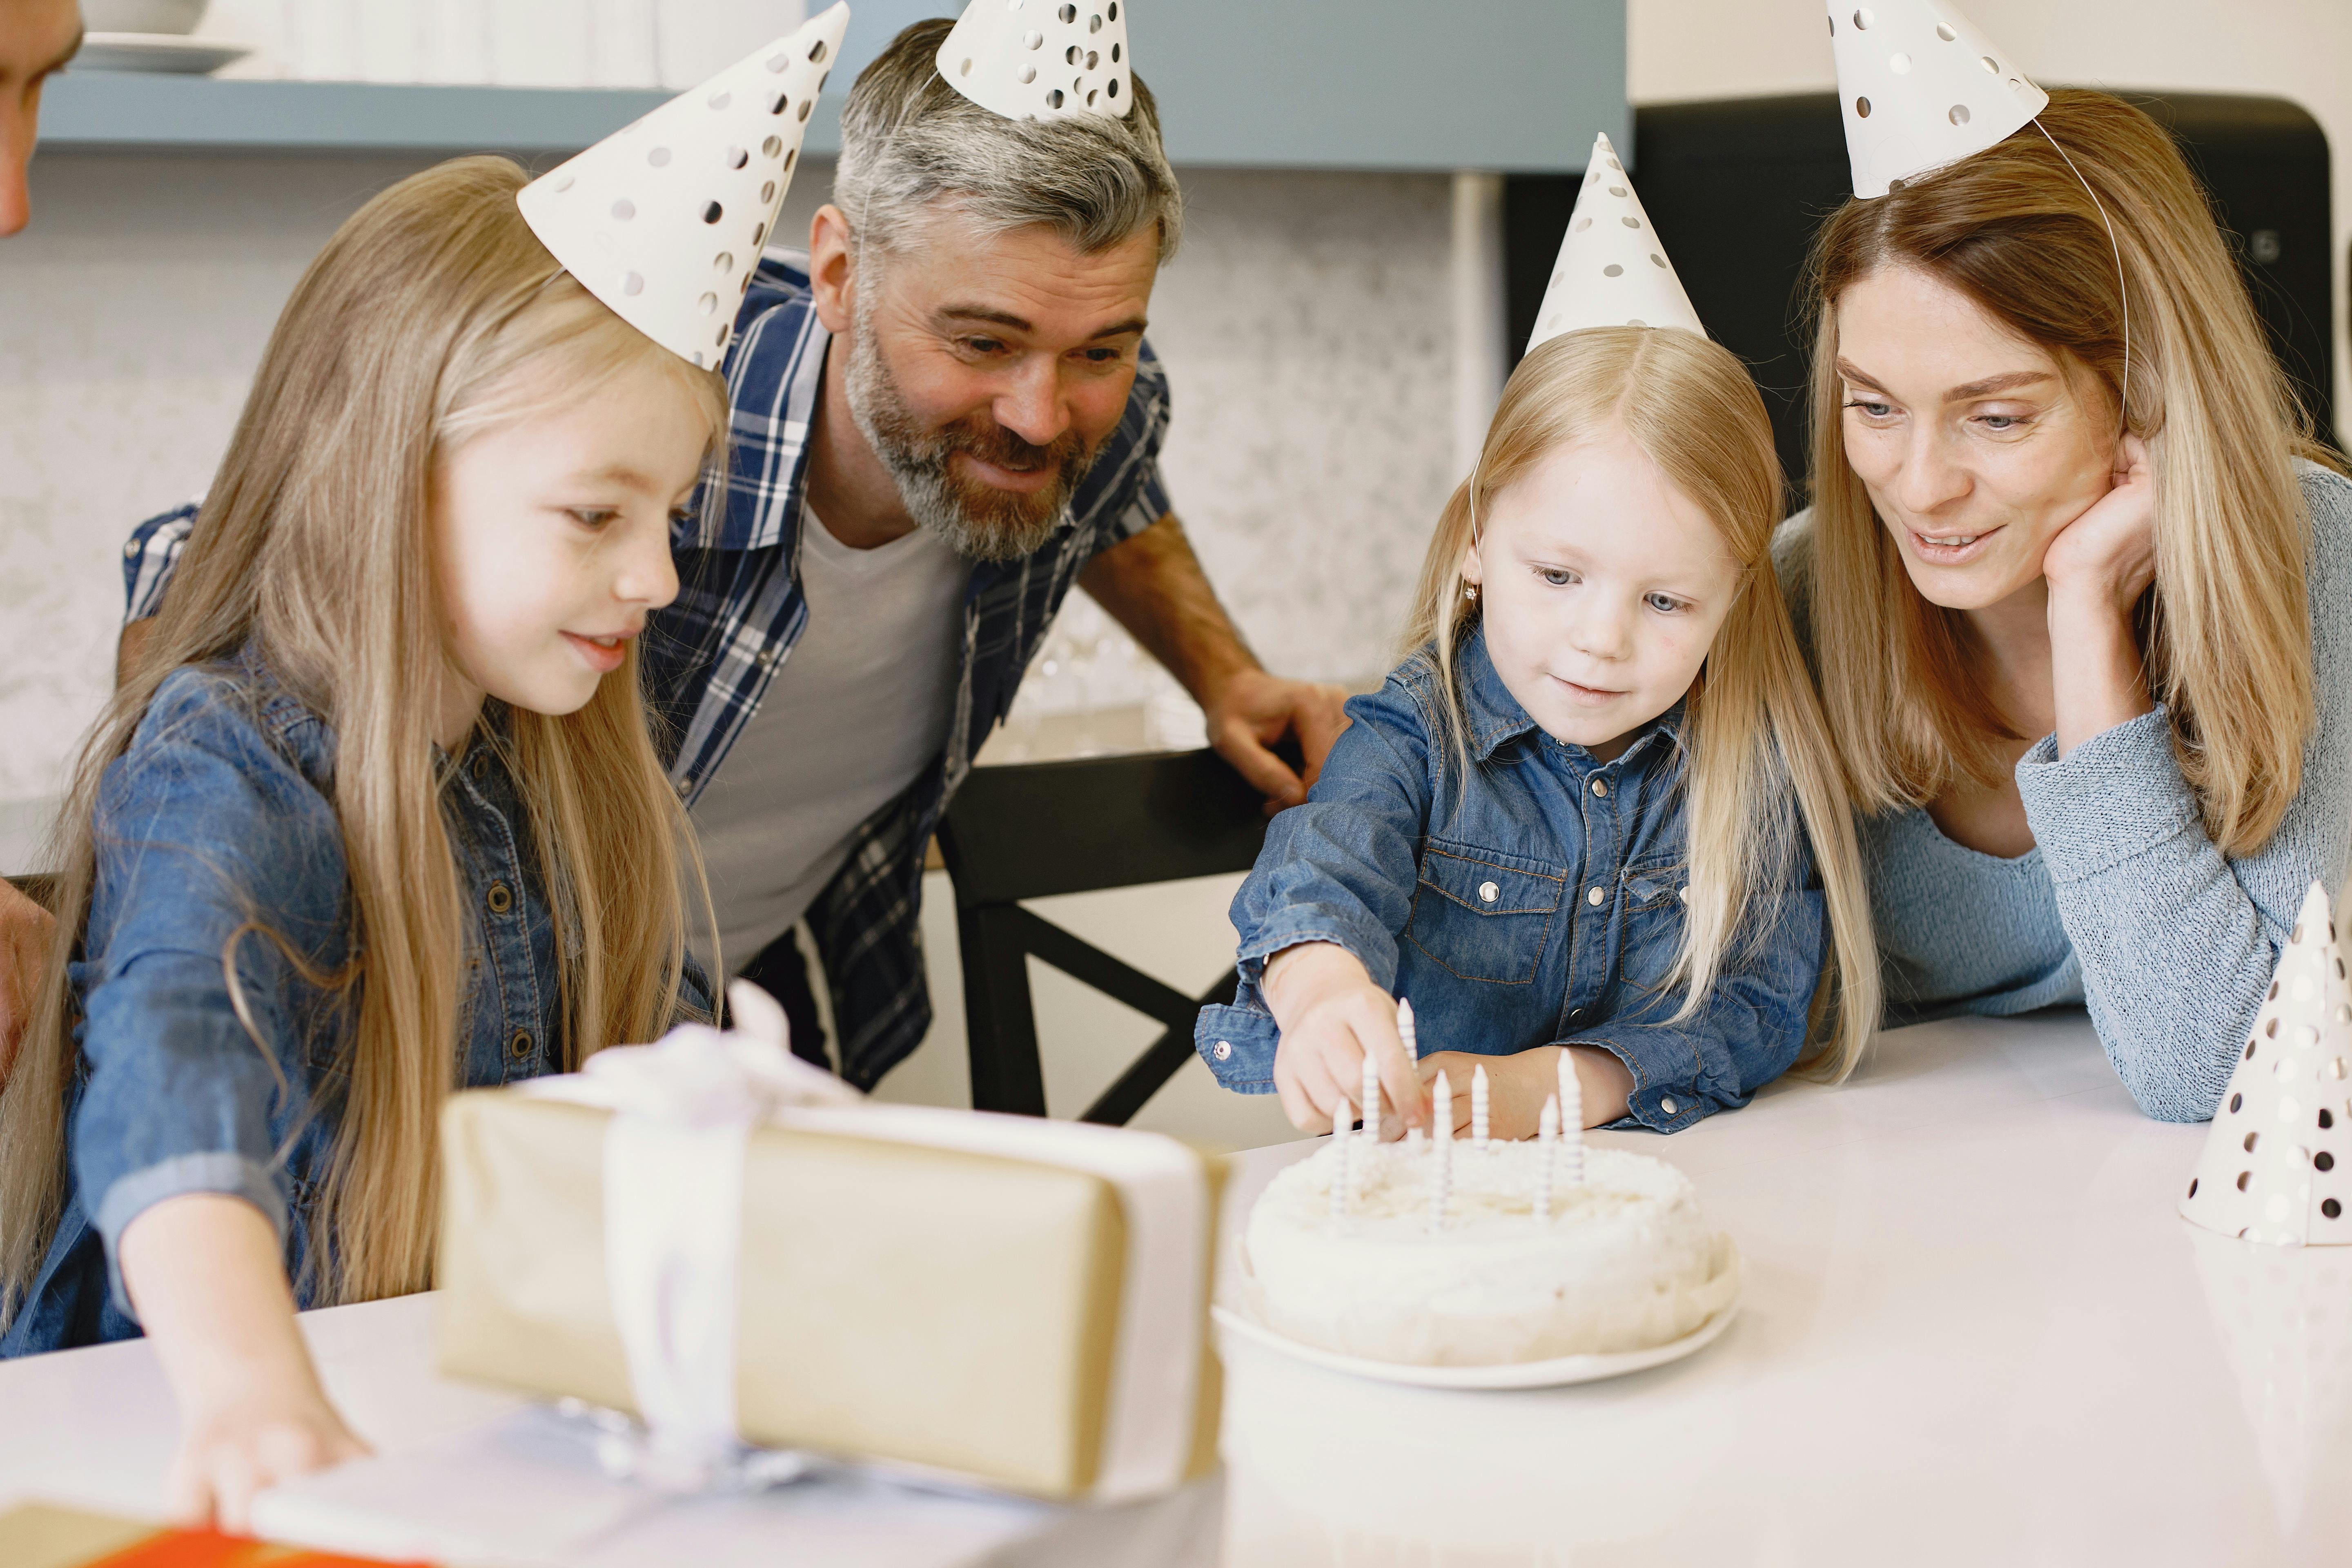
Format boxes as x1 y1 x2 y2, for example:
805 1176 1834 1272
1458 541 1483 586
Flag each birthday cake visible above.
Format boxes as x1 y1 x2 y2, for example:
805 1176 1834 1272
1241 1132 1737 1367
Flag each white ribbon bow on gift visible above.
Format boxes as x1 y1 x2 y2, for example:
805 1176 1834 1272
522 980 1211 1501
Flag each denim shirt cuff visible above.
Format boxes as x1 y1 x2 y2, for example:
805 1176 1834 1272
1560 1035 1712 1134
1235 908 1399 993
2015 704 2199 885
1196 1000 1280 1092
93 1152 287 1321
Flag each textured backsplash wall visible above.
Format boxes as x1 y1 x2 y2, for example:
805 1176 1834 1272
0 153 1457 867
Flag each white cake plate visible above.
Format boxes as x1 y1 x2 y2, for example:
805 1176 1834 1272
1212 1254 1742 1391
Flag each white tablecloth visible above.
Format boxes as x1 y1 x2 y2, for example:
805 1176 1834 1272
3 1011 2342 1564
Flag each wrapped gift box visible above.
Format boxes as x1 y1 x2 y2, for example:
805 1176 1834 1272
435 1088 1223 1501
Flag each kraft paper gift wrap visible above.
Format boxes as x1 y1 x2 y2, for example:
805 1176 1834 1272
434 1089 1224 1500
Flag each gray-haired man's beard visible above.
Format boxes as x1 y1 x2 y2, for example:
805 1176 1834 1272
842 314 1097 564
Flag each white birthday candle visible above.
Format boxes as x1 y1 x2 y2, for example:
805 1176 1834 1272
1430 1067 1453 1230
1470 1063 1490 1151
1535 1093 1560 1223
1328 1110 1349 1222
1361 1043 1381 1145
1559 1051 1584 1185
1396 996 1418 1061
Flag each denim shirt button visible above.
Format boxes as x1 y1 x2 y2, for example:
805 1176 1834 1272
486 881 514 915
510 1029 534 1062
1213 1040 1233 1061
1586 886 1605 906
1590 778 1608 797
1661 1096 1679 1115
1478 880 1499 904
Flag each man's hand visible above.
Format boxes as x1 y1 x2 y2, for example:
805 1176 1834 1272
1203 668 1350 814
1077 515 1352 810
0 878 55 1085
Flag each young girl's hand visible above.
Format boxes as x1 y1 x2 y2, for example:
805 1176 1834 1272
1418 1045 1635 1140
119 1194 371 1535
1262 942 1427 1136
168 1379 371 1535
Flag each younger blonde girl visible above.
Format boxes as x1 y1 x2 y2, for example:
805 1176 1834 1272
0 156 721 1526
1198 326 1876 1137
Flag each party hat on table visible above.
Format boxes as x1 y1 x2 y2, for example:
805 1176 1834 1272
2180 882 2352 1246
517 3 851 368
1827 0 2047 199
936 0 1134 122
1525 132 1706 354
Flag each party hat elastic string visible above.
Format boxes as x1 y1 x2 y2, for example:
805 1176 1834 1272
2033 118 2132 443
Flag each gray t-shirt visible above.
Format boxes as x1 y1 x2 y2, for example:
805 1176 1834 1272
688 506 969 971
1774 460 2352 1120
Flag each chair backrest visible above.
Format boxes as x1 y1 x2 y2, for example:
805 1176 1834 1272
1506 91 2337 506
937 748 1269 1124
4 874 57 914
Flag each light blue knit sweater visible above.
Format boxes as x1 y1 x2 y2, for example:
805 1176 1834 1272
1776 461 2352 1122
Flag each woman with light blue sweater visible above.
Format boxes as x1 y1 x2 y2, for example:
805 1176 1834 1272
1774 89 2351 1123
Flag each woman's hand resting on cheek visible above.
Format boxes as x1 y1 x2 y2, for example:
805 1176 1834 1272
2039 432 2159 755
2041 432 2158 615
1417 1046 1635 1142
1263 942 1428 1136
120 1194 371 1536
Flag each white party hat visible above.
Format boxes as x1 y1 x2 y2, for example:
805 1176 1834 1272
1827 0 2048 199
2180 882 2352 1247
935 0 1134 122
517 3 851 368
1525 133 1705 355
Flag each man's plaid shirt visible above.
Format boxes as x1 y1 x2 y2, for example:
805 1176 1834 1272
124 250 1175 1089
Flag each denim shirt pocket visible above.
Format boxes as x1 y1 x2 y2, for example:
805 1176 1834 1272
1619 855 1690 994
1403 840 1566 985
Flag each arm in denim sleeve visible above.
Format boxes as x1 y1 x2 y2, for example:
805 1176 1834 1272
74 670 351 1316
1570 831 1826 1134
122 503 200 622
1197 675 1434 1090
2016 468 2352 1122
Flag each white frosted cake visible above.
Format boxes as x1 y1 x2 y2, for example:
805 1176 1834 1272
1242 1136 1737 1366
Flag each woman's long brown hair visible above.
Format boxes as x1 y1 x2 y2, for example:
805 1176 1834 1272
0 157 724 1325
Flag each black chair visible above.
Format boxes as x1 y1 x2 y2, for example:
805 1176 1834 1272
4 874 56 913
1506 91 2338 504
937 748 1269 1124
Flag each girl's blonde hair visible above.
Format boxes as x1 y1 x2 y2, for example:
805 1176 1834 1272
0 156 724 1326
1403 327 1879 1081
1802 89 2342 851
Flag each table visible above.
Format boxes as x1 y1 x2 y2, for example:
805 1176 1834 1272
3 1012 2344 1565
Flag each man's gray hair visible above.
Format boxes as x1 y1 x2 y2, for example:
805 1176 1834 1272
833 19 1183 266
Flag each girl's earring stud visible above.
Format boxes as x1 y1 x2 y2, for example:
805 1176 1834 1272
1464 584 1479 601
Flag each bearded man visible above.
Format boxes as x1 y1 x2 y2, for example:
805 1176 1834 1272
93 19 1347 1090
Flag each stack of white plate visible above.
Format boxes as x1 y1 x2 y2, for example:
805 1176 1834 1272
78 0 252 76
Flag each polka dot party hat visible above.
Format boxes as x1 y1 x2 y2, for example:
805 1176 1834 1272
2180 882 2352 1247
1524 132 1704 355
1827 0 2048 199
517 2 851 368
935 0 1134 122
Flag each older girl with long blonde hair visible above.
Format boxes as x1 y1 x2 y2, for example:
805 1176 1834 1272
1781 89 2352 1121
1198 326 1876 1139
0 157 721 1524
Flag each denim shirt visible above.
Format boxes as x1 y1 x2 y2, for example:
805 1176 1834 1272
1 650 564 1356
1195 628 1826 1133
